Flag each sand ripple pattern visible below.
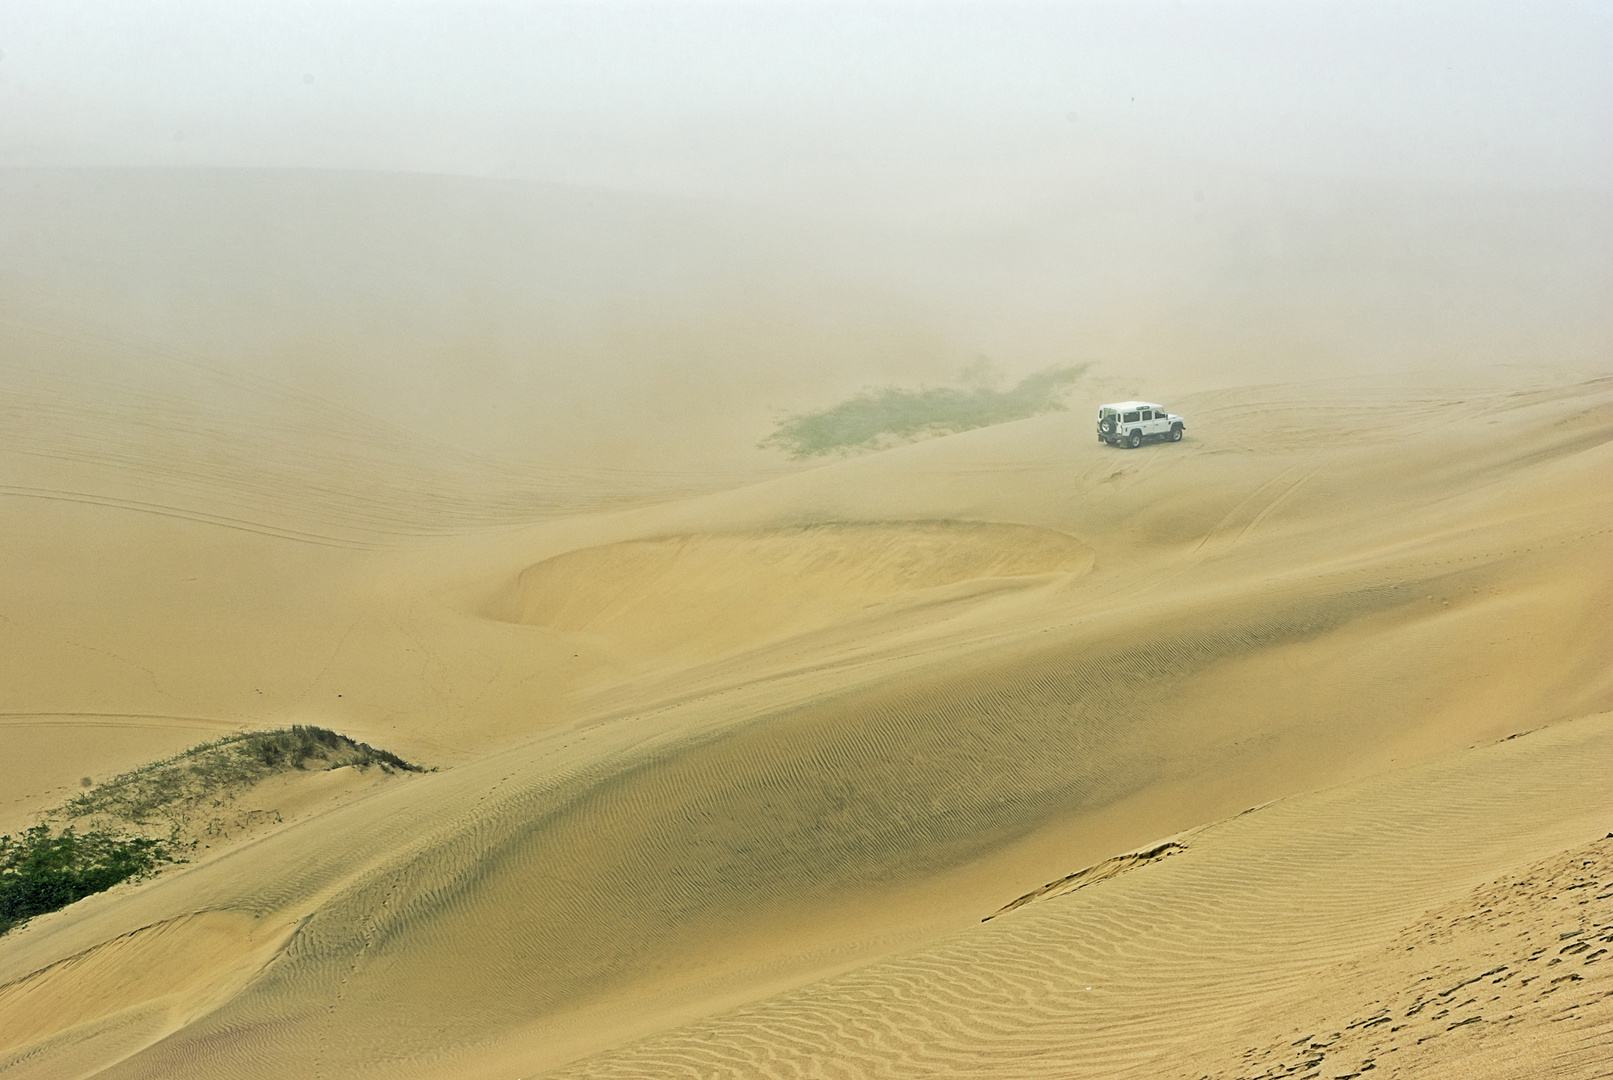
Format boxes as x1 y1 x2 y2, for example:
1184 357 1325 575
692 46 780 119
548 717 1613 1080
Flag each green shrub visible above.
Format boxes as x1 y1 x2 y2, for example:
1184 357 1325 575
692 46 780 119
761 364 1088 458
0 825 169 935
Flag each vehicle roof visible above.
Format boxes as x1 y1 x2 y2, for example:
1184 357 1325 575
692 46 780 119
1099 401 1164 411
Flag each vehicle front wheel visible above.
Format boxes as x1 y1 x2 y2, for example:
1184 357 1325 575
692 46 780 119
1170 424 1183 442
1127 430 1142 449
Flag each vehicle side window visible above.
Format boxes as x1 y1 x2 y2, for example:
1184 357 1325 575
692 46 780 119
1143 410 1155 420
1124 411 1140 423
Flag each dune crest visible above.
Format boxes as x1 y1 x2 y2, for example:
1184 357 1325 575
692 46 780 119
490 522 1094 660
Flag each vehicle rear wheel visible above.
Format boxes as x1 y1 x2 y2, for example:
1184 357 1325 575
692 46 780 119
1170 424 1183 442
1127 430 1142 449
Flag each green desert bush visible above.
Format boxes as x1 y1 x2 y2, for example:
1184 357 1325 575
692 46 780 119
0 824 169 935
761 363 1088 458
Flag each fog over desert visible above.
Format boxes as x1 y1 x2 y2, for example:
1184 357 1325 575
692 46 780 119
1 3 1611 1078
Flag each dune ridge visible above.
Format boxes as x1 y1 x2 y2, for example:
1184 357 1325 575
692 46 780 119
492 523 1093 663
532 714 1613 1080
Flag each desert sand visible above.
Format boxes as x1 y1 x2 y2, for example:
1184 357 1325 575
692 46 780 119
1 168 1611 1079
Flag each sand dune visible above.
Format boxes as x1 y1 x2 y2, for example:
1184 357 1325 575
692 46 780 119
534 713 1613 1080
1 171 1611 1078
490 523 1093 665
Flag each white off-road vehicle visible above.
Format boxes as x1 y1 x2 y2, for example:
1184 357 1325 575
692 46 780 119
1097 401 1185 448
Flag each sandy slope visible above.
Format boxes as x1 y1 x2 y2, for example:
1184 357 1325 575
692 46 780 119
2 172 1611 1078
531 713 1613 1080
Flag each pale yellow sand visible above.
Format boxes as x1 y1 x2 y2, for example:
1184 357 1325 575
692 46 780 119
0 170 1610 1078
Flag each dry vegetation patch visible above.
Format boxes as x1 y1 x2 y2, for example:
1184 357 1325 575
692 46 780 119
1 727 423 936
62 725 422 834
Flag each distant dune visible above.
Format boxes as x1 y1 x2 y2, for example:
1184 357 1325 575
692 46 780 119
0 168 1610 1078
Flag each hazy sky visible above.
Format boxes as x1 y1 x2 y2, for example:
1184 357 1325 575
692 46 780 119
2 1 1610 211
